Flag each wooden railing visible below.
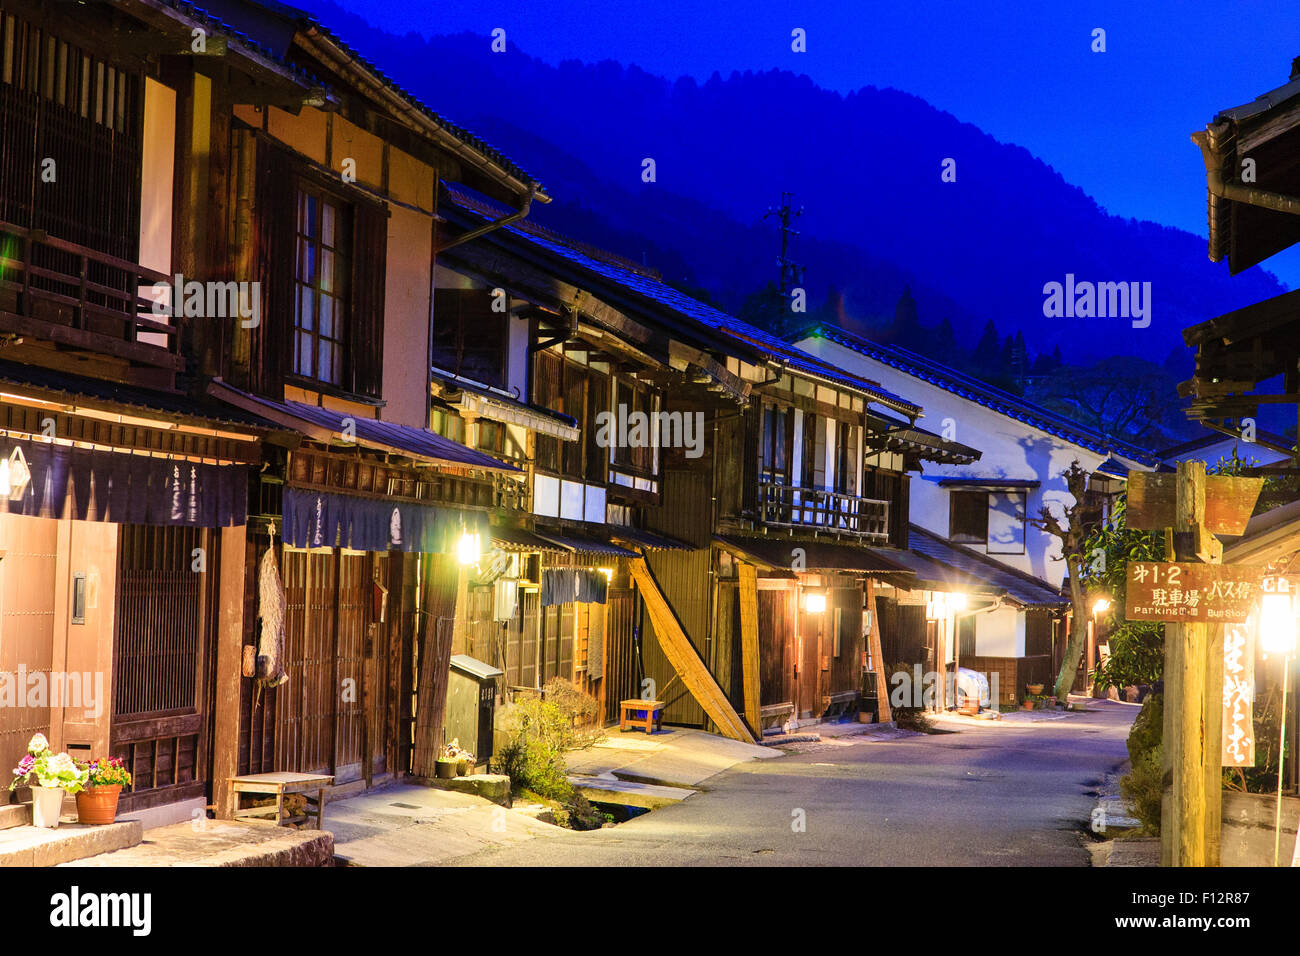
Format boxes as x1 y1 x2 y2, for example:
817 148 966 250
493 470 531 511
0 219 182 370
757 480 890 540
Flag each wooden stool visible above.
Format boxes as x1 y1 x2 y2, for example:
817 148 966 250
619 698 664 734
229 772 334 829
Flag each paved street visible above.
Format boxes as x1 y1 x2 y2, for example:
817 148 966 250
451 700 1138 867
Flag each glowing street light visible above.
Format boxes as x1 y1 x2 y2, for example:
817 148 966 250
456 531 481 566
1091 597 1111 616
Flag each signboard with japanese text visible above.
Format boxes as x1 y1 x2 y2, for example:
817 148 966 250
1221 619 1256 767
1125 562 1265 623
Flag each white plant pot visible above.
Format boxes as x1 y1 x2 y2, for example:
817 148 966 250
30 785 64 828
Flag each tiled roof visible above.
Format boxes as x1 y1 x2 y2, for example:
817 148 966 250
907 524 1068 608
806 324 1161 467
207 381 519 471
0 360 276 432
440 183 922 416
159 0 542 193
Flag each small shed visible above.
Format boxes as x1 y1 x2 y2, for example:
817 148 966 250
445 655 504 767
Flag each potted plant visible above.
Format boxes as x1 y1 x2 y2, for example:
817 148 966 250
438 740 474 778
9 734 88 828
1020 697 1035 711
1026 683 1044 696
75 757 132 825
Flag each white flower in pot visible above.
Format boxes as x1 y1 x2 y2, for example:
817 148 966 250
10 740 89 828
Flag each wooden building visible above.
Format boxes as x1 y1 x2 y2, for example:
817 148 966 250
433 182 984 736
0 0 551 822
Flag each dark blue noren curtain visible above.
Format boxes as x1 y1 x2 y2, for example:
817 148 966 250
541 567 608 607
0 436 247 527
281 486 488 554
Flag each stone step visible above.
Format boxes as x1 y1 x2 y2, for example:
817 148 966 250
60 820 334 867
0 820 142 867
569 774 697 810
0 804 31 830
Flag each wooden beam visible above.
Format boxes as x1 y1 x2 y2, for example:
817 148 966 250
212 524 247 819
1162 461 1213 867
738 561 762 738
628 557 755 743
867 578 892 723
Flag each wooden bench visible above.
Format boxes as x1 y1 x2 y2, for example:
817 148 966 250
823 690 861 721
619 698 664 734
229 772 334 830
759 701 795 733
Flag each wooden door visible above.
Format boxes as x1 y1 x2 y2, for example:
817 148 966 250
276 549 388 783
0 515 57 792
798 604 823 718
111 525 215 811
602 587 638 722
758 588 796 707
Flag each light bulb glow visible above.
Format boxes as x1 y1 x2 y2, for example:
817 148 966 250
1260 592 1297 656
456 532 481 566
805 592 826 613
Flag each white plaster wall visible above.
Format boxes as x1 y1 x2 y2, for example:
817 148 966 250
975 606 1024 657
797 337 1133 588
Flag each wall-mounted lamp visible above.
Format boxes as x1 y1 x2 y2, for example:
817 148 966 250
804 592 826 614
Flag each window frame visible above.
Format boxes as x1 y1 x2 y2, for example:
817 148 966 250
949 489 990 544
291 182 352 389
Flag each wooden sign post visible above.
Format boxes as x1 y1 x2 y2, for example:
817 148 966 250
1128 464 1264 868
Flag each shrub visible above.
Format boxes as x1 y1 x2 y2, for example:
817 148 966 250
1120 748 1163 836
1120 692 1163 833
491 678 604 802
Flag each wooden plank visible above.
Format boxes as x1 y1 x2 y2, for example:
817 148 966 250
737 562 762 738
867 578 892 723
1127 472 1264 535
628 557 754 743
212 524 247 819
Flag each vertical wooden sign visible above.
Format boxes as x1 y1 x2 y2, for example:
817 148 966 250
1221 619 1256 767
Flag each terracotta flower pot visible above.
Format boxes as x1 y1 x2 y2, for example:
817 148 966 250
1026 684 1044 696
30 785 65 828
75 785 122 825
1021 700 1035 711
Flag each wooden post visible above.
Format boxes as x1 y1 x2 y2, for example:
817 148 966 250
867 578 892 723
1161 461 1213 867
738 561 762 738
212 524 247 819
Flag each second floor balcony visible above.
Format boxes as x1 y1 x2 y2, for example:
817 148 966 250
0 220 182 378
757 480 891 541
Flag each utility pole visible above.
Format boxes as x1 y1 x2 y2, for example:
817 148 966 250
763 192 805 297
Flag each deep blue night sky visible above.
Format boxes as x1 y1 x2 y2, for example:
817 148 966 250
323 0 1300 288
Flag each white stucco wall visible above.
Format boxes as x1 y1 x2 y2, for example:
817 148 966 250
975 606 1024 657
797 336 1146 589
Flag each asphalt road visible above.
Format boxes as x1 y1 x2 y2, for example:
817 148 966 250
450 699 1137 867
